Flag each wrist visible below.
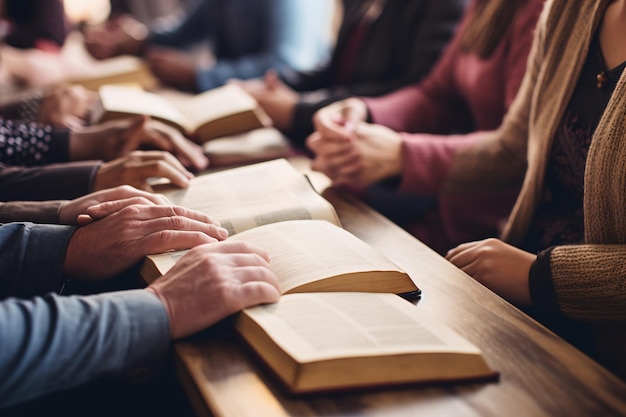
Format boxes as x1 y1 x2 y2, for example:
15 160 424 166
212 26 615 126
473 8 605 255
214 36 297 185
387 134 404 178
68 131 84 161
145 286 175 338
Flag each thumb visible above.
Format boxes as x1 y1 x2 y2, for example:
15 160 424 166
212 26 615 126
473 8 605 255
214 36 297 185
76 214 95 226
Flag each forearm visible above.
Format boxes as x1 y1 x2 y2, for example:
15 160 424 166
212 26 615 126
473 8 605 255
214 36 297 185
0 201 64 224
0 223 74 298
364 83 467 134
0 290 169 409
0 161 99 201
396 129 526 196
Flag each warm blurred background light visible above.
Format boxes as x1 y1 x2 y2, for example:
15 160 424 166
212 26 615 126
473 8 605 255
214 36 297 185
63 0 110 25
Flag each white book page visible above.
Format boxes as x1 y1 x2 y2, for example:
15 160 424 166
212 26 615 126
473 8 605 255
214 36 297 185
228 220 402 293
243 292 481 363
159 159 340 235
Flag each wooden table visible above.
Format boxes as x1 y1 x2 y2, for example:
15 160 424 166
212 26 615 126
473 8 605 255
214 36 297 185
173 158 626 417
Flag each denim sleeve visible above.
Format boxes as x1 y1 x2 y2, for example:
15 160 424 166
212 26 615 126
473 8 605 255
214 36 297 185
0 222 75 298
0 290 170 409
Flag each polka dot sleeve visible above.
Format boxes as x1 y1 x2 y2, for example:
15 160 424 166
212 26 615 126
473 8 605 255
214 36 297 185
0 118 71 166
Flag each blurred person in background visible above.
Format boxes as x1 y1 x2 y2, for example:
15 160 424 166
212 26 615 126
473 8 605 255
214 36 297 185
83 0 335 92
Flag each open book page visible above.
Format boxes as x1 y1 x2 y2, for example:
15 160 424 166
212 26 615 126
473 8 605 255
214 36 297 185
155 158 340 235
241 292 482 363
141 220 416 294
228 220 409 294
96 85 190 131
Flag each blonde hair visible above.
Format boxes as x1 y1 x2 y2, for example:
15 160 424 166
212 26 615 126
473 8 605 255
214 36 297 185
460 0 528 59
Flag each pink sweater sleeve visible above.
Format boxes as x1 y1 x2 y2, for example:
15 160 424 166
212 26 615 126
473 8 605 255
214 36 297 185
392 0 543 195
398 130 485 194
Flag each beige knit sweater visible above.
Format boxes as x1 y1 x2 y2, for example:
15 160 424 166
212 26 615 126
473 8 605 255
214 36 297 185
444 0 626 378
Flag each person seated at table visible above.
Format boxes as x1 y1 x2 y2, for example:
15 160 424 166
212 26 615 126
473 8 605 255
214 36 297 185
0 186 281 410
235 0 467 147
83 0 335 92
439 0 626 381
306 0 544 255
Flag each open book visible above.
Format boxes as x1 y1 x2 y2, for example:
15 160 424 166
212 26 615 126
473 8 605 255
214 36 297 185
141 159 418 295
151 158 340 236
90 83 271 142
141 219 419 296
235 292 497 394
66 55 158 91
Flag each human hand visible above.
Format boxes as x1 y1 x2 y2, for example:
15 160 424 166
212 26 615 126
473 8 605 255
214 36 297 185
58 185 171 225
145 47 197 92
39 85 97 129
233 70 297 132
312 98 369 142
92 150 195 192
64 204 229 281
445 238 535 306
146 241 281 339
307 122 403 188
70 116 209 170
83 15 147 59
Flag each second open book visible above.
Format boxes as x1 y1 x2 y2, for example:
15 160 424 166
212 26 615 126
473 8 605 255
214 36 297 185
90 83 271 143
141 159 496 392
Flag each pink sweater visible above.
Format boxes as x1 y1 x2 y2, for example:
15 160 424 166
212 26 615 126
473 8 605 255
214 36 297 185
363 0 544 253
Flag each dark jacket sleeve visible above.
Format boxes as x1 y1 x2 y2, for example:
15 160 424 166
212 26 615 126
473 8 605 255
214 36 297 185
0 161 100 201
